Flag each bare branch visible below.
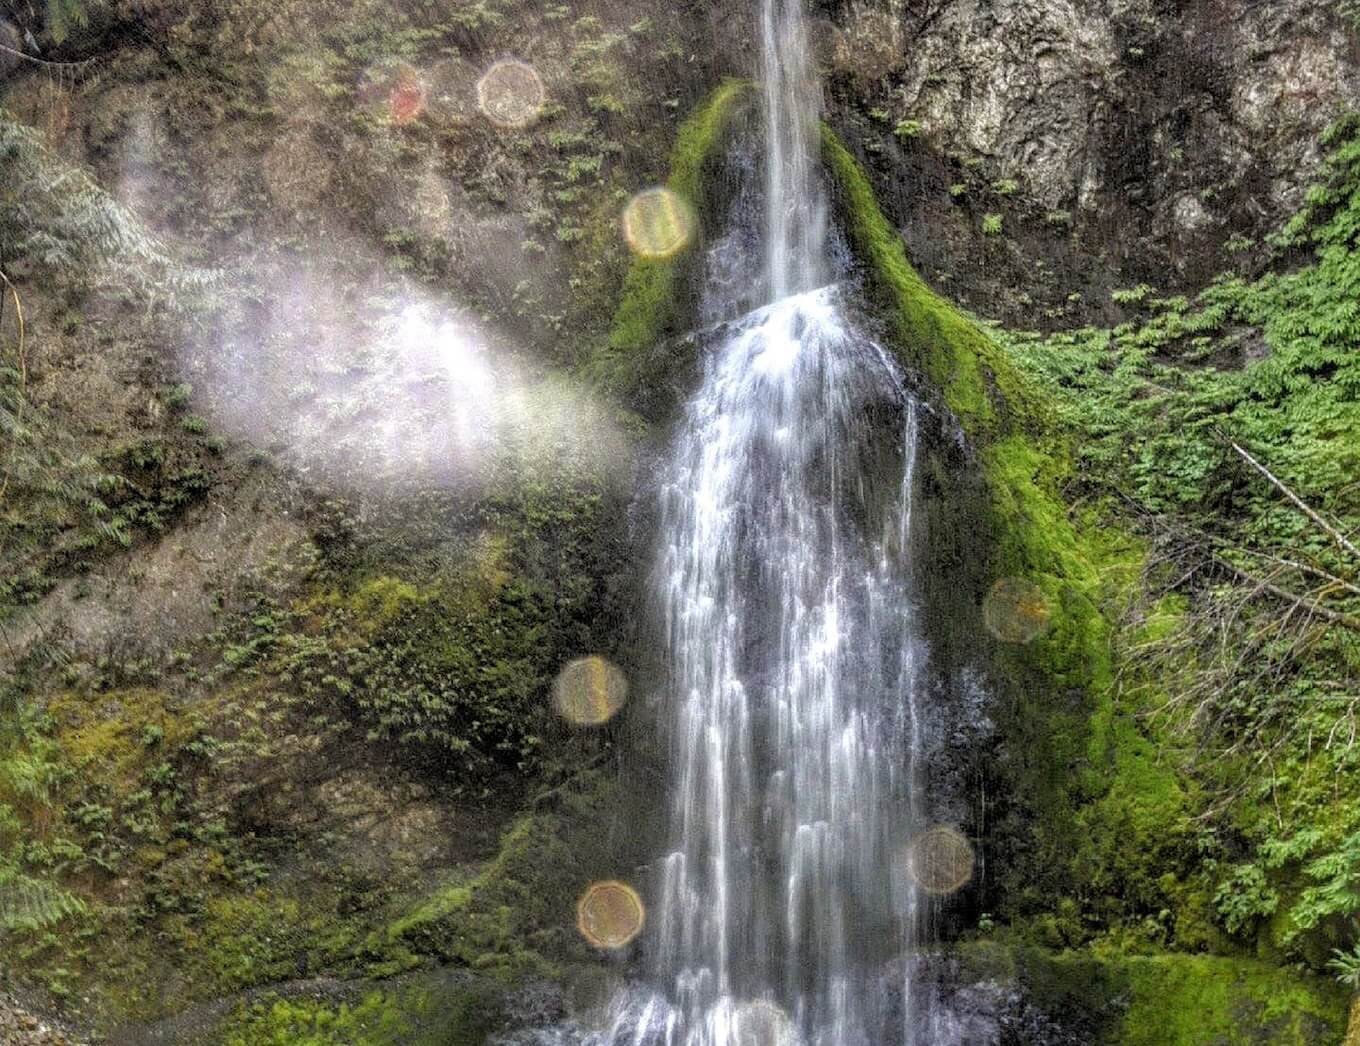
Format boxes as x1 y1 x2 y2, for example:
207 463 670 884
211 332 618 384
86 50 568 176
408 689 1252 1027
1229 440 1360 563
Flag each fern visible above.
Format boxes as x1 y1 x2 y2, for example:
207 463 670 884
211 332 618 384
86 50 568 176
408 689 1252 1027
1329 945 1360 990
998 113 1360 967
0 864 84 931
44 0 91 45
0 108 216 298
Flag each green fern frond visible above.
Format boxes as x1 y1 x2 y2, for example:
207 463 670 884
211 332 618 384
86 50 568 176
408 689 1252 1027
44 0 91 46
0 865 84 931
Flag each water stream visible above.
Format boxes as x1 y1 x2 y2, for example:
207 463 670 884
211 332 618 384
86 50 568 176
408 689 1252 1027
523 2 950 1042
624 0 936 1041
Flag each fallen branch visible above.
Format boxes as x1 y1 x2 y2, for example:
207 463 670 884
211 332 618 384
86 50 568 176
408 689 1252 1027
1229 439 1360 563
1212 555 1360 635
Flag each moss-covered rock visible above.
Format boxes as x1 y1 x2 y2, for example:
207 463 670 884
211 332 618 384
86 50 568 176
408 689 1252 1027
592 79 753 399
961 940 1348 1044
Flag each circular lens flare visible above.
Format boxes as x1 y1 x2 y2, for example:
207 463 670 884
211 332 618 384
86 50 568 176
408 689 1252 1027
983 577 1052 644
576 880 645 950
904 825 975 896
476 59 545 129
732 999 795 1046
622 187 696 260
553 656 628 726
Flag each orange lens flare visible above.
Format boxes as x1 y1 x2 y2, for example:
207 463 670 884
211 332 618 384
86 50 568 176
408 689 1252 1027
553 656 628 726
903 825 975 897
576 880 646 950
982 576 1052 644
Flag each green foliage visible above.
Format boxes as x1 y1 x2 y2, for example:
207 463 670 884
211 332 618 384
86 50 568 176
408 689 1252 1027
893 119 922 141
44 0 91 44
995 114 1360 967
218 976 504 1046
0 865 84 931
982 212 1003 235
0 707 85 934
0 110 210 296
1327 944 1360 990
1112 953 1348 1044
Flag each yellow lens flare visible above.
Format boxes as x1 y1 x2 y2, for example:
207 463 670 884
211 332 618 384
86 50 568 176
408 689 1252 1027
903 825 975 897
732 999 796 1046
553 656 628 726
476 59 546 129
576 880 645 950
982 577 1052 644
622 188 696 260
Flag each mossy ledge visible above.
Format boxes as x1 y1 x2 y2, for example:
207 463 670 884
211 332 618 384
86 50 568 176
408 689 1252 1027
590 79 753 397
819 131 1350 1038
960 941 1348 1045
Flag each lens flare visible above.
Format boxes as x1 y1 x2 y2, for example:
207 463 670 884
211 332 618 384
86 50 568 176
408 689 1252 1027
983 577 1052 644
476 59 545 129
389 68 427 125
358 62 426 125
622 188 696 260
576 880 645 950
904 825 975 896
553 656 628 726
732 1000 795 1046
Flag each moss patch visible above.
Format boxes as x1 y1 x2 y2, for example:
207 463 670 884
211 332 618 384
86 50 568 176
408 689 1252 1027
962 941 1348 1044
823 129 1195 939
593 79 752 388
217 972 505 1046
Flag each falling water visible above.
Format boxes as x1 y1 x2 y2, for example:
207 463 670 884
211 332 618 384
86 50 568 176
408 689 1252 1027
759 0 828 299
630 0 931 1041
517 2 947 1044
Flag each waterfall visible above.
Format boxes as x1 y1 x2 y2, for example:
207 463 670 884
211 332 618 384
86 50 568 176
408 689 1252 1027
645 286 925 1046
632 1 931 1041
517 3 945 1044
759 0 828 298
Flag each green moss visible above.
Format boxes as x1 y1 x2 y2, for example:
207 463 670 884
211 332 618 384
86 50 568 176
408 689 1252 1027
822 129 1042 434
1113 953 1347 1044
959 942 1347 1043
379 772 619 978
218 975 505 1046
593 80 752 387
822 126 1193 935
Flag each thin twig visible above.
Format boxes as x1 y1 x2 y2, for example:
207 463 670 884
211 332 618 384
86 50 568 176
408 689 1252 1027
0 266 26 509
1228 439 1360 562
0 41 98 72
1211 555 1360 634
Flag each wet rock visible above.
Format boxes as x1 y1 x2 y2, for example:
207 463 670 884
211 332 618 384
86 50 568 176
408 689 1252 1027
0 992 88 1046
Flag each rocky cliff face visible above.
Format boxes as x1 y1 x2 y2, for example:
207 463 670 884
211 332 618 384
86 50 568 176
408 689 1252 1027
826 0 1360 323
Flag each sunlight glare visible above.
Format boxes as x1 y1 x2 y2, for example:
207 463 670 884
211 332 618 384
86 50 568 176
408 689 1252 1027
576 880 646 950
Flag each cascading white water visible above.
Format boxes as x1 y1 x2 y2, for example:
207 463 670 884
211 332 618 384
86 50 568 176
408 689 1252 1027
643 287 925 1046
629 2 931 1042
759 0 828 299
514 4 944 1044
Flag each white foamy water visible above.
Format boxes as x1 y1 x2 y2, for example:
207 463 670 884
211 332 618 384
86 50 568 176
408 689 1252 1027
639 286 925 1046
